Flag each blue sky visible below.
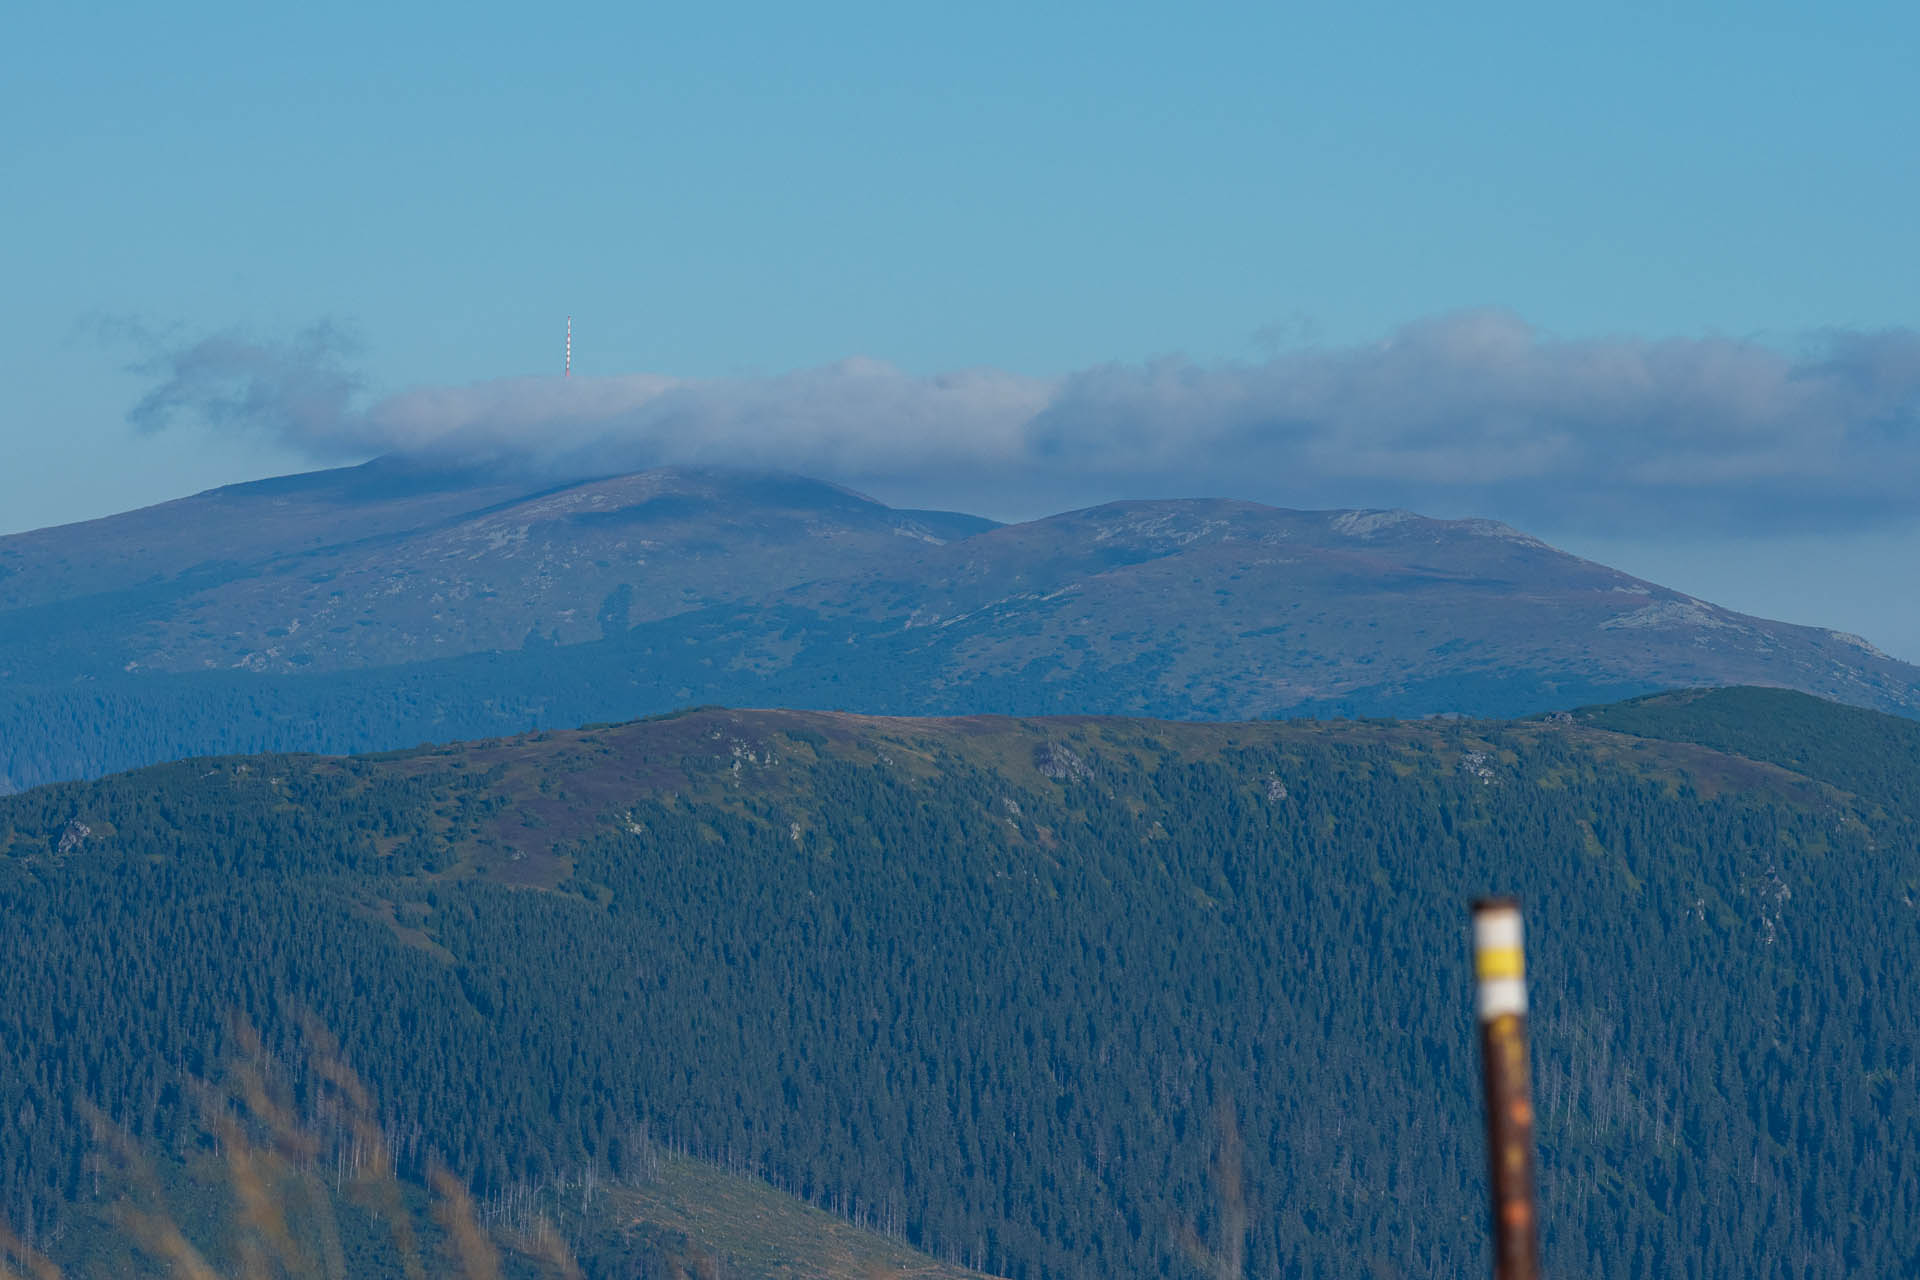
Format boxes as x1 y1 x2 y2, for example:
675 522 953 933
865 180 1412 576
5 2 1919 656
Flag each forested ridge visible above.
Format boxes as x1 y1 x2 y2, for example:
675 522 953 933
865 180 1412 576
3 689 1917 1277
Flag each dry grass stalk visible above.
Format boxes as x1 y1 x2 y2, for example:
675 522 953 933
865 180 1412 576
295 1015 424 1280
3 1012 582 1280
507 1213 584 1280
0 1221 65 1280
430 1164 503 1280
82 1105 225 1280
1174 1099 1248 1280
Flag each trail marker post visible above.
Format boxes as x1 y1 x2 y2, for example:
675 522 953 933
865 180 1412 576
1473 896 1541 1280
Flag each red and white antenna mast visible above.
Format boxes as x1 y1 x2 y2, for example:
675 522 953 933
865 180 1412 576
565 315 572 378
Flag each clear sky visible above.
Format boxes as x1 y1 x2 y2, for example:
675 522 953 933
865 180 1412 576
5 2 1919 657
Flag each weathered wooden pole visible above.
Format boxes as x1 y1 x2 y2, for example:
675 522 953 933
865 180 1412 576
1473 896 1541 1280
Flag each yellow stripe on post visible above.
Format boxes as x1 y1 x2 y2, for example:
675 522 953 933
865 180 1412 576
1476 945 1525 981
1473 901 1528 1020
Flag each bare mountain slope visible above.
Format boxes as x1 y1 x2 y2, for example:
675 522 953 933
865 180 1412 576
1 464 1916 792
644 498 1920 720
0 460 996 678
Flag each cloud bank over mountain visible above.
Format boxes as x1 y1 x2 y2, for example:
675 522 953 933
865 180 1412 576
123 310 1920 532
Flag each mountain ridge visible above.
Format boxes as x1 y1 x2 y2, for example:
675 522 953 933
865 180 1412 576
0 461 998 676
5 688 1916 1276
2 460 1916 794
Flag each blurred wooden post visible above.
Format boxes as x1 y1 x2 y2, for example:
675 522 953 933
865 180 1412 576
1473 896 1541 1280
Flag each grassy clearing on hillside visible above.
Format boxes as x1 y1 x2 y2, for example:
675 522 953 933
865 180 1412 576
614 1156 992 1280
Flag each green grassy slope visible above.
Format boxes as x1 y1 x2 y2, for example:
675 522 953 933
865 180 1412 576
3 689 1917 1277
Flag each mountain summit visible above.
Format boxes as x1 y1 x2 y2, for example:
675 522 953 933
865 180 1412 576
0 458 995 678
0 461 1914 791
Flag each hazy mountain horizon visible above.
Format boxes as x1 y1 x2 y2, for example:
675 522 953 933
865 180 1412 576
2 456 1917 795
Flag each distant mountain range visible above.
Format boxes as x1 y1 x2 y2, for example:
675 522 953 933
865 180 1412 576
2 457 1916 791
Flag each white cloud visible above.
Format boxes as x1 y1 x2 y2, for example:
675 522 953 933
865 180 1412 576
122 309 1920 532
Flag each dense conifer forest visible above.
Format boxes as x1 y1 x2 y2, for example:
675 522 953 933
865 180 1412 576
2 689 1916 1277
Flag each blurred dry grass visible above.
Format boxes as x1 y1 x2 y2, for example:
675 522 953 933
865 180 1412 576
0 1012 1014 1280
1173 1101 1247 1280
0 1016 582 1280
